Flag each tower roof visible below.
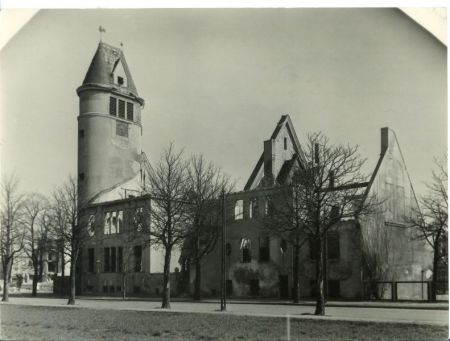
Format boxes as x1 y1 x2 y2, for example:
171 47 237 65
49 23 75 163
81 42 140 97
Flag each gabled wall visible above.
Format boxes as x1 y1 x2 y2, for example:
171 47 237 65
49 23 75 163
360 128 433 298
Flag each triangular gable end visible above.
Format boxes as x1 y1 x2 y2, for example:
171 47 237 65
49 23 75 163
112 59 128 87
244 115 306 190
361 127 420 223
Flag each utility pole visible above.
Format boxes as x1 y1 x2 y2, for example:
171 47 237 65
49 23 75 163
220 189 227 311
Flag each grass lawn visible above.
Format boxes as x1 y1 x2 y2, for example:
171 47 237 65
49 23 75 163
0 304 447 341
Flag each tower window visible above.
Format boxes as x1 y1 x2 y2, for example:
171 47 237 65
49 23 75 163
116 121 128 137
284 137 287 150
118 100 125 119
127 102 134 121
79 130 85 138
117 76 124 86
79 173 85 181
109 97 117 116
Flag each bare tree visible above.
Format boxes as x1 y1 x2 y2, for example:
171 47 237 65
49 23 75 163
143 143 192 308
51 176 90 305
0 175 25 302
290 132 369 315
409 155 448 301
50 196 67 279
185 154 234 300
22 193 48 296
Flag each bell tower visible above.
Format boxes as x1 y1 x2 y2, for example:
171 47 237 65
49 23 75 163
77 42 145 205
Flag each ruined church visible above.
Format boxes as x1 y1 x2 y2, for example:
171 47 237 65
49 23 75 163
76 41 433 300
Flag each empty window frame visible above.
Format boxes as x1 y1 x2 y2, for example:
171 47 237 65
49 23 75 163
118 99 125 119
118 247 123 273
249 198 258 219
117 211 123 233
264 198 271 216
104 247 110 272
226 280 233 296
109 97 117 116
87 214 95 237
88 248 94 273
240 238 251 263
250 279 260 296
104 211 122 235
133 207 146 232
327 231 340 260
259 237 270 262
127 102 134 121
104 212 112 235
134 245 142 272
110 247 116 273
234 200 244 220
280 239 288 254
116 121 128 137
111 212 118 234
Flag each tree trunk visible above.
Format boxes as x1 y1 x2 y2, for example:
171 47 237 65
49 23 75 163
314 237 325 315
32 264 39 297
161 247 172 309
67 257 77 305
431 249 439 302
61 250 65 277
292 238 300 303
2 260 11 302
39 252 43 282
193 260 201 301
122 273 126 300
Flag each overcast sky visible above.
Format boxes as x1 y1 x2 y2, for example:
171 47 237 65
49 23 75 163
0 8 447 198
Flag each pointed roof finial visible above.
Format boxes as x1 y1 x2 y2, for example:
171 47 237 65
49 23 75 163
98 26 106 42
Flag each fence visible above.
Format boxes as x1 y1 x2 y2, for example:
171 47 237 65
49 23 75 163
363 281 448 301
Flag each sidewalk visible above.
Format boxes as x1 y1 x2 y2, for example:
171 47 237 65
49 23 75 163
5 292 448 310
1 295 448 326
74 295 449 310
